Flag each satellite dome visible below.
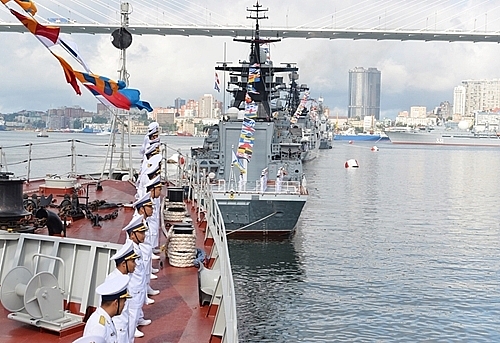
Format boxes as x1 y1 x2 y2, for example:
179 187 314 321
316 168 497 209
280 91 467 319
225 107 239 120
458 121 469 130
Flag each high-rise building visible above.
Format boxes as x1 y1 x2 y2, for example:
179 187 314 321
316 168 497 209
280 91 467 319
453 86 466 116
348 67 381 120
198 94 214 118
460 80 500 116
174 97 186 115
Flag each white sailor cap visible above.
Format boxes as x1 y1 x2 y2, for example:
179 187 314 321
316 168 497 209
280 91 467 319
95 274 131 301
144 154 162 177
145 175 164 192
122 214 148 234
72 335 106 343
145 142 161 157
148 122 159 135
132 193 153 210
110 240 139 265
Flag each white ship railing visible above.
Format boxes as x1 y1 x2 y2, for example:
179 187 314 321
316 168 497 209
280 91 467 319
191 177 238 343
0 139 162 181
211 179 304 195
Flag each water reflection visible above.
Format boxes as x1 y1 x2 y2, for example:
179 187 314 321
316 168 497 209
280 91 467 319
232 143 500 342
229 239 304 342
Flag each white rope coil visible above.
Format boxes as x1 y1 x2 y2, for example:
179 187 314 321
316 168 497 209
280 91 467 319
167 227 196 268
164 201 186 208
164 213 186 222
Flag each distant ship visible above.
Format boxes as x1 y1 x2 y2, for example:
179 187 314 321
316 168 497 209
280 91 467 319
386 125 500 147
334 129 389 142
36 129 49 137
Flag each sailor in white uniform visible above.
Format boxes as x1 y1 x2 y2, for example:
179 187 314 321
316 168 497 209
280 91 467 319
106 240 139 343
132 193 158 300
123 210 151 339
144 176 164 295
136 142 161 190
139 122 160 157
136 154 162 199
144 176 163 252
82 274 131 343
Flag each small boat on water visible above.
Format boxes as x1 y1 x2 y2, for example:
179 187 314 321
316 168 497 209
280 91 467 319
36 129 49 137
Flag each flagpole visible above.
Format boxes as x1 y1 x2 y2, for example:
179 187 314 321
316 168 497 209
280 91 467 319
223 42 226 114
216 43 232 115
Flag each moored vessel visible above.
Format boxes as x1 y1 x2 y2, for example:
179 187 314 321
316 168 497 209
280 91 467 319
0 0 237 341
190 1 308 238
386 125 500 147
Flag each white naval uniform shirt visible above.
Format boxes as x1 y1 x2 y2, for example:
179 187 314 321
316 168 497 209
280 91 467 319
83 307 117 343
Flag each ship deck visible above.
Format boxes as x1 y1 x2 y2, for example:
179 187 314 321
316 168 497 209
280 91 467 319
0 178 216 343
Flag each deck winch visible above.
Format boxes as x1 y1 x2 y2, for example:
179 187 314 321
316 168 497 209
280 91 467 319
0 173 32 232
0 265 83 332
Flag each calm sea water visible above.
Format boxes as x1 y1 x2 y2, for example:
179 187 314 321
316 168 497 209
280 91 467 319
2 132 500 342
230 141 500 342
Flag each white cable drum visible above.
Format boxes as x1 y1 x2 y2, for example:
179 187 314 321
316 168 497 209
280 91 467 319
167 226 196 268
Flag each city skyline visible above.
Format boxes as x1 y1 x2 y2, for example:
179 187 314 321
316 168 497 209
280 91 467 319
2 1 500 118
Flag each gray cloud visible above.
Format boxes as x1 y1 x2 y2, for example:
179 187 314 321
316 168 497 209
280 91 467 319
1 0 500 119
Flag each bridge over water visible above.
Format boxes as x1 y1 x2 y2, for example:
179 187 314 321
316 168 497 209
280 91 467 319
1 0 500 114
1 0 500 43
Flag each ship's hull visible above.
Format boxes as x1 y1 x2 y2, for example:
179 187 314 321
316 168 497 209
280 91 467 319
386 131 500 147
334 134 389 141
214 193 306 238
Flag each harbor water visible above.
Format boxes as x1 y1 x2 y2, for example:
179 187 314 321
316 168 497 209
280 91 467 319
230 141 500 342
1 132 500 342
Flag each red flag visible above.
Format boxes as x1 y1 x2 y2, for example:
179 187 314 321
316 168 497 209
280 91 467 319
10 9 59 47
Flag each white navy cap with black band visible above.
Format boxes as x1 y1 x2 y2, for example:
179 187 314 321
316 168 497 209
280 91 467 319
122 214 148 234
95 274 131 302
132 193 153 210
148 122 159 135
144 154 162 178
145 175 164 192
110 240 139 265
145 142 161 157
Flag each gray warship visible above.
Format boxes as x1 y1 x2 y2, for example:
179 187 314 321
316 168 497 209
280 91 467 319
190 1 308 238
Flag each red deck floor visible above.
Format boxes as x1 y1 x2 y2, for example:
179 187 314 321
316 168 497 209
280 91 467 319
0 178 216 342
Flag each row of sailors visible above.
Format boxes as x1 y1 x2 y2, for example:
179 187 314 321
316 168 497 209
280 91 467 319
74 123 164 343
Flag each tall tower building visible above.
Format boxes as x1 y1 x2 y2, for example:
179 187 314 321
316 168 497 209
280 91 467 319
198 94 214 118
453 86 466 116
348 67 381 120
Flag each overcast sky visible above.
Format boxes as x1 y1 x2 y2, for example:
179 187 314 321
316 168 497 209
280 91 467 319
1 0 500 118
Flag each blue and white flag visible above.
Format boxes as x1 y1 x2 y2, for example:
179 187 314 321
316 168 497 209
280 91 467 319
231 150 245 173
214 72 221 92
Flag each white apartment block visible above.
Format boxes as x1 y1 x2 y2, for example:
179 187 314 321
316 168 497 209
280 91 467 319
453 86 466 116
410 106 426 118
460 80 500 117
198 94 214 118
